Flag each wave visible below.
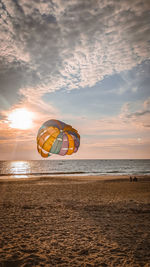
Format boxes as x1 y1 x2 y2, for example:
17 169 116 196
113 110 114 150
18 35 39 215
0 171 86 177
1 170 150 177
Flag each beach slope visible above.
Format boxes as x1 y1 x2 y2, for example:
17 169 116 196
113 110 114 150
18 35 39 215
0 175 150 266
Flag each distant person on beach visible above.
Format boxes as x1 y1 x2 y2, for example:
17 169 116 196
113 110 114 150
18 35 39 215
130 176 132 182
133 176 138 182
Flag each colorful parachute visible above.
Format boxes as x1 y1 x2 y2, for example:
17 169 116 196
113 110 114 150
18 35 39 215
37 119 80 158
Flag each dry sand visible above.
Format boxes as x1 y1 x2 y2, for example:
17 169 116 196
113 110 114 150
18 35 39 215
0 175 150 267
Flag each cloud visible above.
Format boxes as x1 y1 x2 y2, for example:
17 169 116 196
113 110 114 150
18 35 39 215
0 0 150 160
144 98 150 110
76 98 150 153
0 0 150 105
73 98 150 158
119 97 150 128
127 110 150 118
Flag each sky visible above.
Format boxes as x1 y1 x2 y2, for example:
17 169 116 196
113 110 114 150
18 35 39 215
0 0 150 160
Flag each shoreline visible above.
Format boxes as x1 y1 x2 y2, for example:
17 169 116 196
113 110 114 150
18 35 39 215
0 174 150 183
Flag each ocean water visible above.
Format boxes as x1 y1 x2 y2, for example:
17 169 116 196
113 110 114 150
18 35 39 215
0 159 150 179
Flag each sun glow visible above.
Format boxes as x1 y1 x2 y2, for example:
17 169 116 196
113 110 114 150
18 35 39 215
8 108 34 130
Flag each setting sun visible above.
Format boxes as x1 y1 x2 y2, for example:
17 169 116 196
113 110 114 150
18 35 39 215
8 108 34 130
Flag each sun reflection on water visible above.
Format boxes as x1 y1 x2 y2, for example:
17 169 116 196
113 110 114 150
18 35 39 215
9 161 31 178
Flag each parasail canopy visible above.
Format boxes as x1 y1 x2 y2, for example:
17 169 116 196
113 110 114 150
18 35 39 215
37 119 80 158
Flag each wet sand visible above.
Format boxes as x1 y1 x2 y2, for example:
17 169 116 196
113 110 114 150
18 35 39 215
0 175 150 266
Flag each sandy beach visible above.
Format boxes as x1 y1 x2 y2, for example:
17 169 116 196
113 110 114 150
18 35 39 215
0 175 150 267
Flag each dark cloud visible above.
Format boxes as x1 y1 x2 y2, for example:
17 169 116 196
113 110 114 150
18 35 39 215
12 0 25 15
127 110 150 118
0 57 40 108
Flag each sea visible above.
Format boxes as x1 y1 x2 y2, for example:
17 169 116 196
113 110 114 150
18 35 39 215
0 159 150 179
